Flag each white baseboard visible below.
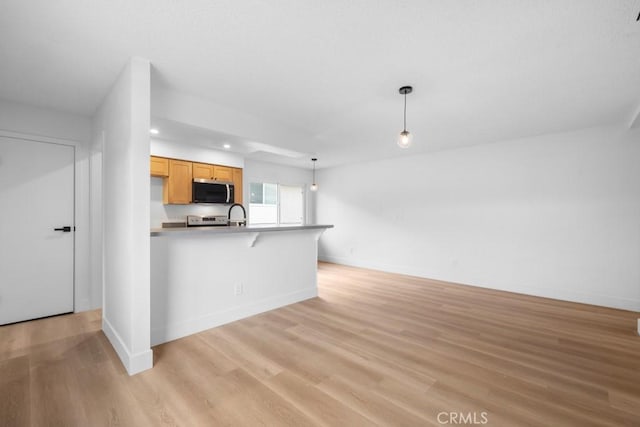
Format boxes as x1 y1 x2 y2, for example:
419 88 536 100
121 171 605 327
318 255 640 312
151 287 317 346
102 316 153 375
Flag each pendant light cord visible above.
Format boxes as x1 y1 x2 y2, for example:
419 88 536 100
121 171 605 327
312 159 316 184
403 93 407 132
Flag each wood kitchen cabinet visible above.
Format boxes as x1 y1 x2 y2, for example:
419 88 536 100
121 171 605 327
163 159 192 204
151 156 240 205
150 156 169 177
232 168 243 204
193 163 232 182
192 162 214 180
213 165 233 181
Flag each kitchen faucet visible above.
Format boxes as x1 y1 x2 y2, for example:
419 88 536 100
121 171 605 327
227 203 247 226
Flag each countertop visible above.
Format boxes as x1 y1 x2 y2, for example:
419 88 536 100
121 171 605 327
150 224 333 237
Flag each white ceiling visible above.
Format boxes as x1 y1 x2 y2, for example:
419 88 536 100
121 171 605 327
1 0 639 168
151 117 309 163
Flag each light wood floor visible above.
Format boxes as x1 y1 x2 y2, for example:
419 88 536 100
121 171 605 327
1 262 639 426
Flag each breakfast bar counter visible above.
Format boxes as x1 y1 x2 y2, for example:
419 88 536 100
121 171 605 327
149 224 333 345
150 223 332 236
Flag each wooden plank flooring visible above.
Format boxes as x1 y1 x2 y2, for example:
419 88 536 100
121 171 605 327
1 262 639 426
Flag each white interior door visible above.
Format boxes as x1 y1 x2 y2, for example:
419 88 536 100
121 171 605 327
0 136 74 325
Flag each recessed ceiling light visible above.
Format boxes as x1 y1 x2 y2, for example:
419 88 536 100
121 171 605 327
223 144 231 149
149 128 159 135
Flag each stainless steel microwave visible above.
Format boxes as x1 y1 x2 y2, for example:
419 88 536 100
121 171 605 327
192 179 234 204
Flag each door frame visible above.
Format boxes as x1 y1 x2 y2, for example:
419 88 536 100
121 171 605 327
0 129 92 313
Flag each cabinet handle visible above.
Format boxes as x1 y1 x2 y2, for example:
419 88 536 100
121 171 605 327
54 226 72 232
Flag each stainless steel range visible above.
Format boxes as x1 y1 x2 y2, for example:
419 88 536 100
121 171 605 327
186 215 229 227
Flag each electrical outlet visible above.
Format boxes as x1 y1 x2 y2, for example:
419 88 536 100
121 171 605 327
234 283 243 296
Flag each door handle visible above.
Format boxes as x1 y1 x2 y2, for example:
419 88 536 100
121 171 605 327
54 226 72 232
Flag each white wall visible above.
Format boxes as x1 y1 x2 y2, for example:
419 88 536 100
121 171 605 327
0 99 95 312
0 98 91 142
89 134 103 313
152 88 308 152
92 58 152 375
244 159 315 224
317 126 640 312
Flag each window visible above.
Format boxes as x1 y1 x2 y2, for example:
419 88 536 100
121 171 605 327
249 183 278 205
249 182 304 225
249 183 278 224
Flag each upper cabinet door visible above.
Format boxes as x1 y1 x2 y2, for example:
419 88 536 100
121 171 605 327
213 165 233 181
164 159 193 204
150 156 169 177
193 162 214 180
232 168 243 204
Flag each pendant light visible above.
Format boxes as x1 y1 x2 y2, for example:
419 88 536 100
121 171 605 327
310 158 318 192
397 86 413 148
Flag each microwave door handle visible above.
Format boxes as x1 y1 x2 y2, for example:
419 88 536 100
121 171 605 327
226 184 230 203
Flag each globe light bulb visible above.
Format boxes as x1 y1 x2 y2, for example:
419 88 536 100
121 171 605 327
397 130 412 148
310 183 318 192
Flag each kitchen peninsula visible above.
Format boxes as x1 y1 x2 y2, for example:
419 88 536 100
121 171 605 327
150 224 333 345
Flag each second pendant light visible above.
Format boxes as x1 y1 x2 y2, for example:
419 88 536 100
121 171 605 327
398 86 413 148
310 158 318 192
